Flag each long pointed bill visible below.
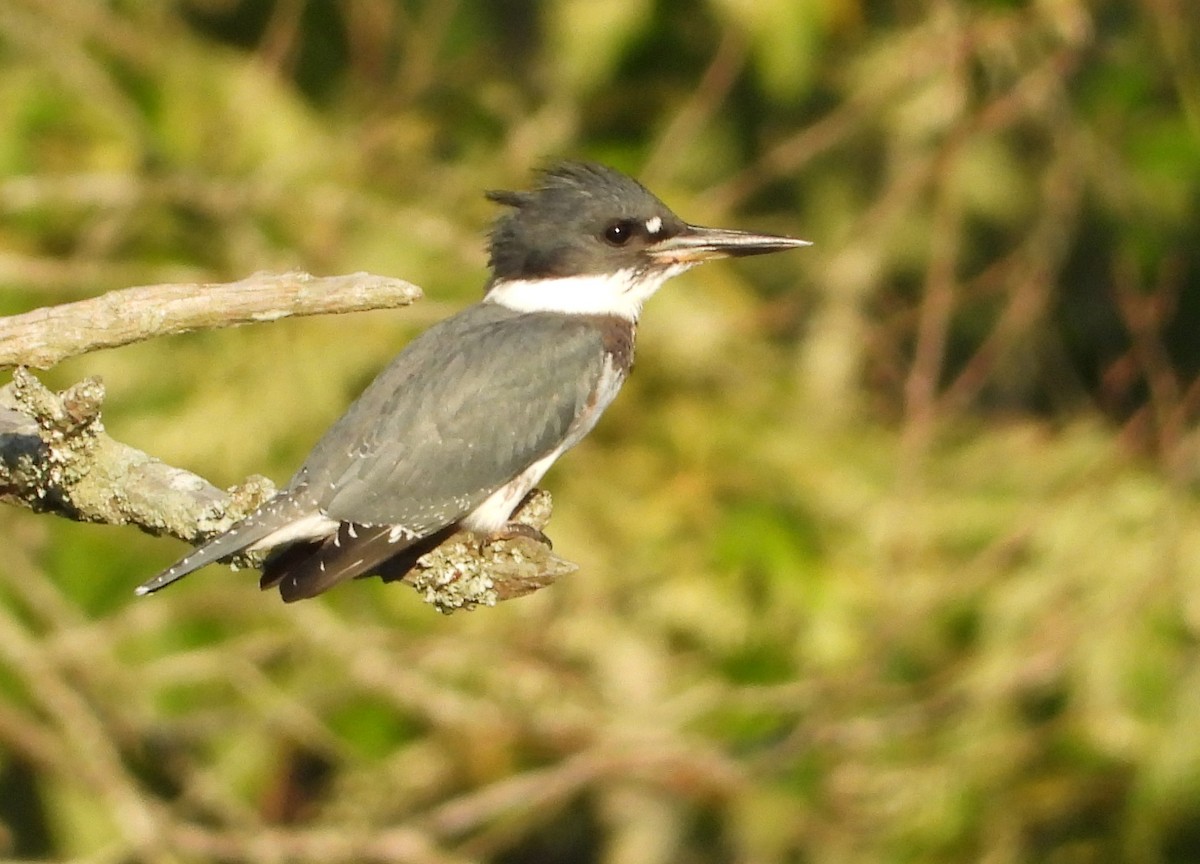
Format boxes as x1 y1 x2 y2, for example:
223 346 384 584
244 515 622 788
647 224 811 266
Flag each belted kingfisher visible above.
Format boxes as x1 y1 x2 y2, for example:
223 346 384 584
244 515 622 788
137 162 808 602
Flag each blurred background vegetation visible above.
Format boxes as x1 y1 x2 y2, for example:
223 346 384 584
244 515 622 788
2 0 1200 861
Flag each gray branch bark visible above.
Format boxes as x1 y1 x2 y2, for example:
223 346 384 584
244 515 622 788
0 273 577 610
0 270 423 370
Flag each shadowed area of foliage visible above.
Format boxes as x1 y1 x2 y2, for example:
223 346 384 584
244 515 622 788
2 0 1200 862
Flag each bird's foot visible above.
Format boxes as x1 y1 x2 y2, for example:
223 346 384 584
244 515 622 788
482 521 553 551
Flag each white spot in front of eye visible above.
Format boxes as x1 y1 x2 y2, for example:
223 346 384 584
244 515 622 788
646 216 662 235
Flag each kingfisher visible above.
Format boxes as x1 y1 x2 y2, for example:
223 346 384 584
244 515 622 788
137 162 808 602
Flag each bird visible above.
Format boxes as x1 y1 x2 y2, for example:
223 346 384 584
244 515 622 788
137 162 809 602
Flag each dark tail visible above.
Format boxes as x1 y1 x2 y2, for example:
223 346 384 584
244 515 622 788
263 522 416 602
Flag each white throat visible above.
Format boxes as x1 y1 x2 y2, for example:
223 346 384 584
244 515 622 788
484 265 691 320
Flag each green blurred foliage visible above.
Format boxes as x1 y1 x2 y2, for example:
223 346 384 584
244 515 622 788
2 0 1200 862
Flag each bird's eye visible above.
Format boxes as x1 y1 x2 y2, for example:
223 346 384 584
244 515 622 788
603 220 637 246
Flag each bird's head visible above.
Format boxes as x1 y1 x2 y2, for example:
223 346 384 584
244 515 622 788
484 162 808 320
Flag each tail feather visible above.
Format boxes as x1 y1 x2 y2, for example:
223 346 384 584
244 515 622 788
263 522 418 602
278 524 409 602
258 523 457 602
136 493 312 596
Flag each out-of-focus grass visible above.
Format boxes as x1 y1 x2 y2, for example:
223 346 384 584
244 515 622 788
7 402 1198 862
3 1 1200 862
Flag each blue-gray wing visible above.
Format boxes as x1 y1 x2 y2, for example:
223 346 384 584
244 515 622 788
296 303 608 532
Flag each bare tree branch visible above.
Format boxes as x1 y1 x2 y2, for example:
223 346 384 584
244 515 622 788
0 276 578 609
0 270 423 370
0 367 261 540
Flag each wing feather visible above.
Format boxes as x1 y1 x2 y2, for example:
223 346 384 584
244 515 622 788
296 304 608 531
